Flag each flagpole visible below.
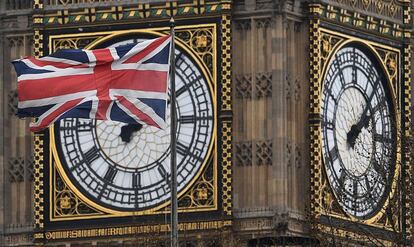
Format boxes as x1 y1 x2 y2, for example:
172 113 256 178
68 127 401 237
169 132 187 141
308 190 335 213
169 17 178 247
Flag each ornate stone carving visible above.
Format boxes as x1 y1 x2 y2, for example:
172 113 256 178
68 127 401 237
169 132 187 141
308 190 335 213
286 141 302 168
255 0 273 11
234 19 251 31
8 90 18 116
26 155 34 181
255 72 272 98
8 157 25 183
295 144 301 168
8 156 35 182
235 74 252 98
256 140 272 166
255 18 272 29
286 141 292 167
293 78 301 100
286 73 301 100
7 36 24 48
328 0 403 20
6 0 32 10
235 141 252 166
272 212 289 232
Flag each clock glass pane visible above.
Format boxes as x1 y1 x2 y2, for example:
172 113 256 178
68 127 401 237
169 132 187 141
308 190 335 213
55 35 215 211
321 45 396 219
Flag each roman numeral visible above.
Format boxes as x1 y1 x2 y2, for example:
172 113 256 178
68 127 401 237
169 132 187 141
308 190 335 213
338 171 346 188
178 115 213 124
176 141 202 162
84 146 100 164
132 173 141 188
176 86 187 98
373 133 392 144
157 165 168 180
77 122 93 132
179 115 196 124
373 159 387 182
329 148 338 161
176 141 188 156
104 166 117 183
323 120 335 130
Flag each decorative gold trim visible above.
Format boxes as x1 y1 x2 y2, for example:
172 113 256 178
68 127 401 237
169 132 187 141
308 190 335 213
309 6 322 219
315 223 395 246
38 1 230 27
319 3 405 38
220 14 231 112
51 158 105 220
34 0 43 9
34 134 44 229
220 14 232 216
402 1 412 241
402 43 412 241
33 30 43 58
43 220 232 240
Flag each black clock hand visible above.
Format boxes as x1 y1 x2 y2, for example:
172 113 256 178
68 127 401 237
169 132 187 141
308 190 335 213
347 79 379 147
120 123 143 143
347 114 370 148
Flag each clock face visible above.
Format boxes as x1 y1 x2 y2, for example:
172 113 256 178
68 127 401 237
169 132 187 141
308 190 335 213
55 36 215 211
321 45 396 219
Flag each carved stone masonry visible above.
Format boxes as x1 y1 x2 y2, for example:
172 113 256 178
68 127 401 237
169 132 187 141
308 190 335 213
286 73 302 101
233 19 251 31
295 144 301 168
235 73 252 98
235 141 252 166
8 89 18 116
6 0 32 10
255 17 272 29
7 36 24 48
26 155 34 181
286 141 292 167
256 140 272 166
286 141 302 168
255 72 272 98
8 157 25 183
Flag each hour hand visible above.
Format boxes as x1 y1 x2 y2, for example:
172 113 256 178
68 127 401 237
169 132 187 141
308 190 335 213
347 113 370 148
120 123 143 143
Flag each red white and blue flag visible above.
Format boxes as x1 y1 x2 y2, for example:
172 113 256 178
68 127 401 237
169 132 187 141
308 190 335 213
12 35 171 132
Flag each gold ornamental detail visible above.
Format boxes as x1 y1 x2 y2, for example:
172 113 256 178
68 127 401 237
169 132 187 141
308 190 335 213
33 30 43 58
52 36 105 50
178 172 215 209
34 135 44 229
175 27 215 76
53 164 104 219
221 121 232 216
220 14 232 112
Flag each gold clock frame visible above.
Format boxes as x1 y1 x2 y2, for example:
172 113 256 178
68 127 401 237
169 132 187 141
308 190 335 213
33 18 233 241
318 28 401 224
48 26 218 219
309 2 412 244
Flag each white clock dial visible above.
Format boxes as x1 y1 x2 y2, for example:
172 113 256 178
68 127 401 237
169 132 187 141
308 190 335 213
321 45 396 219
56 36 215 211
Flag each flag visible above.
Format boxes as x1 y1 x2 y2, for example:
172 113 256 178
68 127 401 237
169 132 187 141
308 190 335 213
12 35 171 132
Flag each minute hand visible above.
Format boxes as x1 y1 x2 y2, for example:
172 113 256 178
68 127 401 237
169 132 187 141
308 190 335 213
347 80 379 147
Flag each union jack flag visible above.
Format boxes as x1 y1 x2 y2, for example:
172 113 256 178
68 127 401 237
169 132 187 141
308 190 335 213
12 35 171 132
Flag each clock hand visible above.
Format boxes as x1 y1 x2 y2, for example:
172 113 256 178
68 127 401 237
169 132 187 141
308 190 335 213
120 123 143 143
347 113 371 148
347 80 380 148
